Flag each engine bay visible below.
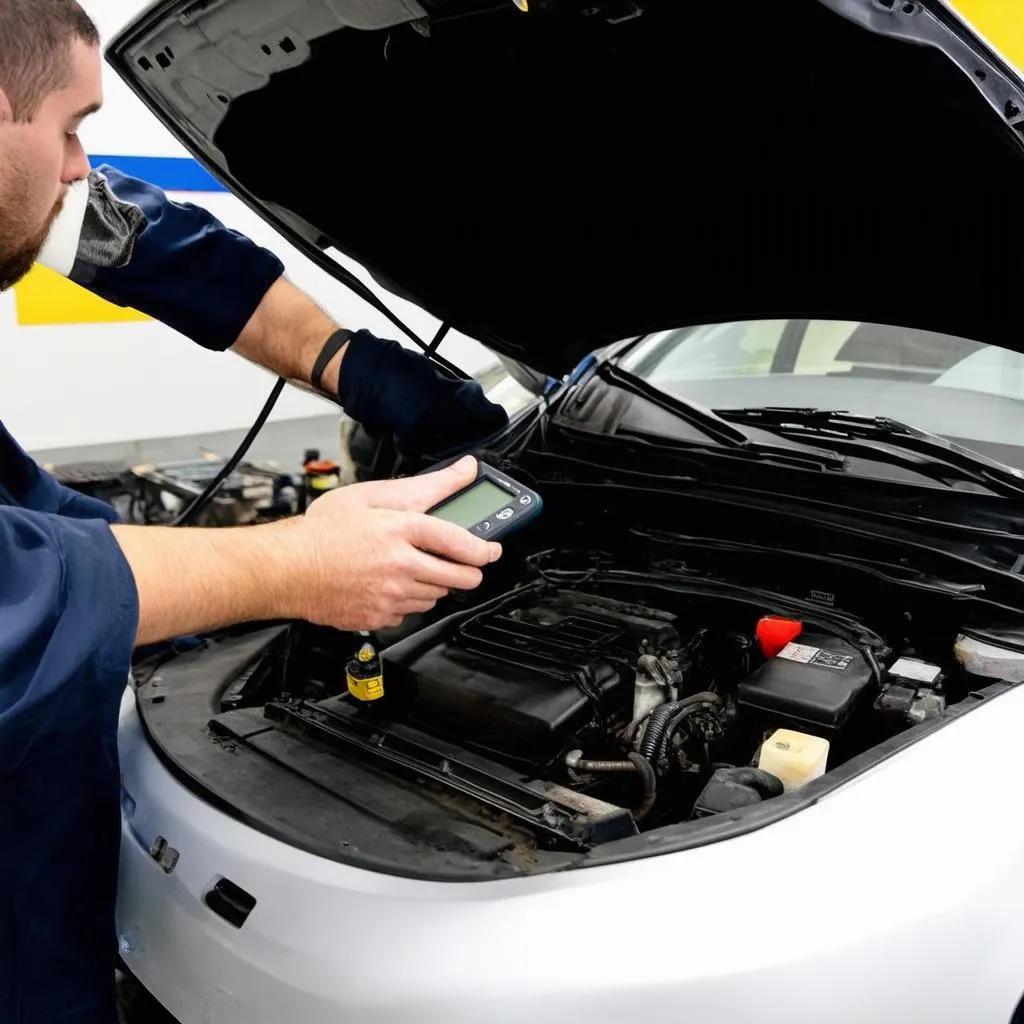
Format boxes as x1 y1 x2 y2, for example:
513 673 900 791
180 546 1021 867
130 432 1024 877
246 559 976 837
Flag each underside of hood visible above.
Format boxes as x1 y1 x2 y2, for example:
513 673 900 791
108 0 1024 377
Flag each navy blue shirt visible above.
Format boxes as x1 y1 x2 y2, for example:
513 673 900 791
0 166 285 1022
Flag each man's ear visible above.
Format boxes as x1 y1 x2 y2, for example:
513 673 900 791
0 85 13 123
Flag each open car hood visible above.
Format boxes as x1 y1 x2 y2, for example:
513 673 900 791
108 0 1024 378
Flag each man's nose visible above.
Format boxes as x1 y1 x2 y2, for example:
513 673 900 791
62 136 91 184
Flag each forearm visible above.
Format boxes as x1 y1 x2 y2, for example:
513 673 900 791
110 520 301 646
231 275 346 394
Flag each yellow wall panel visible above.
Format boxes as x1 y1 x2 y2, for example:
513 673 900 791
13 264 149 326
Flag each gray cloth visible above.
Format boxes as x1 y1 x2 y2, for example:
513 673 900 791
73 169 146 272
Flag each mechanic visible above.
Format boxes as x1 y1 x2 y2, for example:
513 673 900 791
0 1 509 1021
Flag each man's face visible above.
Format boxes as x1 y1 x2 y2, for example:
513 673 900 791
0 38 102 290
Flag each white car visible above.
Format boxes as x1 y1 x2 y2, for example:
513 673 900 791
109 1 1024 1021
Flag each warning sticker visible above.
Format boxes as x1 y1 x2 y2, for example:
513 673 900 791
809 649 853 671
778 642 853 671
777 642 819 663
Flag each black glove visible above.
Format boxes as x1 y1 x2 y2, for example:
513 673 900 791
335 329 509 458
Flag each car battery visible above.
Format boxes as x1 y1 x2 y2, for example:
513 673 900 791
737 632 874 734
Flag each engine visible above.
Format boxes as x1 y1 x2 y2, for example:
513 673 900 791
329 570 918 828
381 586 682 768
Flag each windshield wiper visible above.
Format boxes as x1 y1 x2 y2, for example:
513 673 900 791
597 365 846 471
599 363 750 447
716 407 1024 498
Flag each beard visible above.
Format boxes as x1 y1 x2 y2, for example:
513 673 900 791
0 153 65 292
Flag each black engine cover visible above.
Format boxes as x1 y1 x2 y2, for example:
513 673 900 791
380 587 680 766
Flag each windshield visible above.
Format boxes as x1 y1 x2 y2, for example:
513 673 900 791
616 319 1024 459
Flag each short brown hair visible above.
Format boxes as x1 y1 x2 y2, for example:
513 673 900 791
0 0 99 123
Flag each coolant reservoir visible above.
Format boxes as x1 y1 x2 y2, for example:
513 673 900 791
757 729 830 791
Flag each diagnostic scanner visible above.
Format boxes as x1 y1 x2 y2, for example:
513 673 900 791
426 460 542 541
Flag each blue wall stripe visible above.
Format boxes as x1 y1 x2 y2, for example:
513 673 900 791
88 154 229 193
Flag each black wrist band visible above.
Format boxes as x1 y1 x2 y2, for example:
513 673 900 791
311 328 355 393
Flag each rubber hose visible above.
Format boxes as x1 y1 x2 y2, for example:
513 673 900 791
657 699 722 760
641 691 722 761
728 766 785 798
565 753 658 820
627 752 658 820
639 704 676 761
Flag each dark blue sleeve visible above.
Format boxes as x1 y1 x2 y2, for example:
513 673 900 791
0 508 139 772
72 164 285 352
0 421 120 524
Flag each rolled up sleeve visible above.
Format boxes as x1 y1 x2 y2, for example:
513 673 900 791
0 509 139 772
39 164 285 352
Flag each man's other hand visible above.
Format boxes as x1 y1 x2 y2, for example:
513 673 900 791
336 330 510 458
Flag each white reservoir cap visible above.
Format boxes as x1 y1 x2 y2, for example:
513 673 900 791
758 728 830 791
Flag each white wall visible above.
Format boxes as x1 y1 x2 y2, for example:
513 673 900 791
0 0 496 454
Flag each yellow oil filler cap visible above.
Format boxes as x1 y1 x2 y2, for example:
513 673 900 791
758 729 830 791
346 642 384 702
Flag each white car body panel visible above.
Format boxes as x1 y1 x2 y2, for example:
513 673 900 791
116 679 1024 1024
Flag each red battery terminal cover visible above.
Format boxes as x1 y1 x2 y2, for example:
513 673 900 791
756 615 804 658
